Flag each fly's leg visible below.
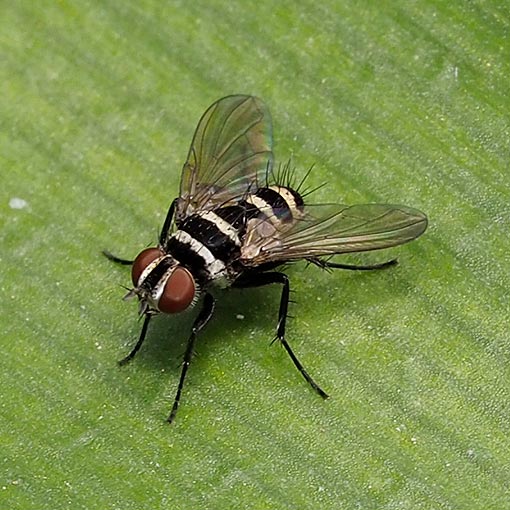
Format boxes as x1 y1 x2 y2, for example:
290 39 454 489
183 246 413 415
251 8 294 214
308 257 398 271
233 272 329 399
118 314 152 366
102 196 177 263
104 246 148 362
159 198 178 246
102 250 134 265
168 293 215 424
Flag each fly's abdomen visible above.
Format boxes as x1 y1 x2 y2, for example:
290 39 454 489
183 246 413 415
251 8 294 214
239 185 306 257
247 185 305 225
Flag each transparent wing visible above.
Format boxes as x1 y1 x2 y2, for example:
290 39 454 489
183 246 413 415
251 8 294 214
176 95 273 221
240 203 428 266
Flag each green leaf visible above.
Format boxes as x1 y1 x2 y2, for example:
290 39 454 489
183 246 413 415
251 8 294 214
2 2 508 509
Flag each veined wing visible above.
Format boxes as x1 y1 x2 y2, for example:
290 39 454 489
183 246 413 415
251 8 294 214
240 203 428 266
176 95 273 222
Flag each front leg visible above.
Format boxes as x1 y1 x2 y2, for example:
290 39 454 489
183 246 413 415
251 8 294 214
102 250 134 265
118 314 152 365
159 197 178 246
167 293 216 423
233 272 329 399
102 197 178 264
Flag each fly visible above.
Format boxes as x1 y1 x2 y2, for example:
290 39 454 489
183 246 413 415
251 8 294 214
104 95 428 423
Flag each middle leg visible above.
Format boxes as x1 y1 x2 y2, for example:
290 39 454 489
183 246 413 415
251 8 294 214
233 272 329 399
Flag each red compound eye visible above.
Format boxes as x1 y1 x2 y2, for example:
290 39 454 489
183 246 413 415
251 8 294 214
131 247 163 287
158 267 196 314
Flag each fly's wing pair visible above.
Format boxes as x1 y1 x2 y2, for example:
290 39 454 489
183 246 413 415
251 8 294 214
240 203 428 266
175 95 273 223
177 95 427 265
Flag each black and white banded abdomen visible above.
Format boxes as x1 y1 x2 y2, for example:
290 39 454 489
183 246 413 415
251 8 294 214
241 185 305 261
165 185 305 287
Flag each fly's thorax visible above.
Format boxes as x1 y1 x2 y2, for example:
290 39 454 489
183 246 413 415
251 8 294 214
164 207 244 289
129 248 197 314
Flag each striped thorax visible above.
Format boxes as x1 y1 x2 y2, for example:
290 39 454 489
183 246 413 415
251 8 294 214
131 184 307 313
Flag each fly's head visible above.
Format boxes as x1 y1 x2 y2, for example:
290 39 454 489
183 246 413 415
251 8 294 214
126 247 197 315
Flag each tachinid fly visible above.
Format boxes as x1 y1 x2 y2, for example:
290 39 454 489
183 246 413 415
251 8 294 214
104 95 428 423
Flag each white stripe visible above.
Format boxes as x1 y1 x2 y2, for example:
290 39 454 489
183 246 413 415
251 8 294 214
245 193 270 210
270 186 297 210
151 266 173 303
245 194 280 225
269 186 305 220
247 187 306 225
197 210 241 245
174 230 226 276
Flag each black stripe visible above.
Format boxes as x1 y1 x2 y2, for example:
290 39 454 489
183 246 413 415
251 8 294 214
180 214 240 263
214 205 246 230
214 203 260 241
141 257 173 290
237 200 262 221
166 237 207 277
255 187 293 222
